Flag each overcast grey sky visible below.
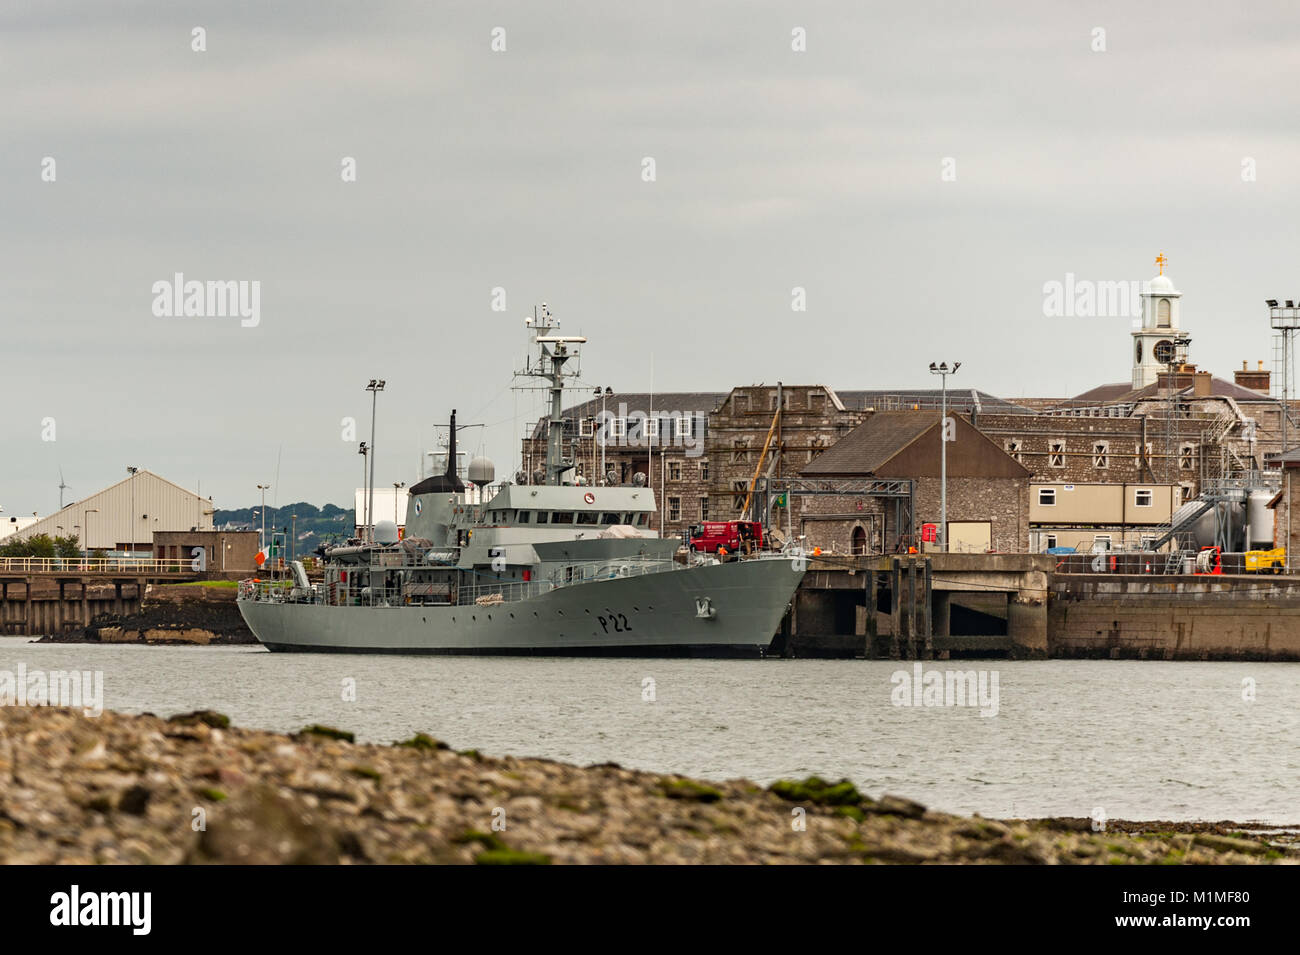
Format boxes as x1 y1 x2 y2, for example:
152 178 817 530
4 0 1299 517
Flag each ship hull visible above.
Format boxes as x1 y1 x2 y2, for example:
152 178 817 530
238 558 804 657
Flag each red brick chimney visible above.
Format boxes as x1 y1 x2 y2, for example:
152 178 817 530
1234 360 1271 394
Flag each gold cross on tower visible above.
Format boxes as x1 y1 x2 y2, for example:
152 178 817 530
1155 252 1167 275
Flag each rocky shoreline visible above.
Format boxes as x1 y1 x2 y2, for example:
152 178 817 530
37 583 257 647
0 706 1292 864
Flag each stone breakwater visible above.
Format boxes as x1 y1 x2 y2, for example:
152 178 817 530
0 707 1291 865
39 583 257 646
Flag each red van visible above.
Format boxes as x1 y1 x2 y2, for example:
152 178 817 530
689 521 764 554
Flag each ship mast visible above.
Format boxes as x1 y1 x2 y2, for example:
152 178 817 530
515 303 586 486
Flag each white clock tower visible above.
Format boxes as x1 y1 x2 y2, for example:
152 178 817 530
1131 253 1188 389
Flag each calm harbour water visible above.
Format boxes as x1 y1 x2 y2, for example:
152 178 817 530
2 636 1296 823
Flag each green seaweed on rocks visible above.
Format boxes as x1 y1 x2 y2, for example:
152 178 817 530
768 776 863 806
660 778 724 802
299 725 355 743
454 830 508 852
474 849 552 865
349 766 382 781
394 732 449 751
168 710 231 729
197 787 227 802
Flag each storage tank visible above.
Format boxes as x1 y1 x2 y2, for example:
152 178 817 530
1247 489 1276 550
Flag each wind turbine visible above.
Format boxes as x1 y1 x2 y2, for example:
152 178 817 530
58 468 70 509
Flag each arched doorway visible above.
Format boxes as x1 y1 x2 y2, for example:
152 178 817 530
851 525 867 555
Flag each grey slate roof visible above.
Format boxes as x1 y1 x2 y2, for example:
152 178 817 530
801 411 941 475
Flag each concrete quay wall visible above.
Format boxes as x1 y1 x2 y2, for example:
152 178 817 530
1049 574 1300 661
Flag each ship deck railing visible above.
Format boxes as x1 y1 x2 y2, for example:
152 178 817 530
238 555 698 607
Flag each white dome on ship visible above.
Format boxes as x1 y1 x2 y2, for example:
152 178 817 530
467 456 495 487
374 519 400 544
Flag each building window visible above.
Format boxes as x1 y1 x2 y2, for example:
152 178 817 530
668 497 681 522
731 439 750 463
1004 439 1023 463
1158 299 1171 327
1179 443 1195 470
1049 440 1066 468
668 461 682 481
700 461 709 481
611 417 626 439
732 481 748 511
579 418 594 437
675 415 693 439
700 497 709 520
1038 488 1057 506
1045 534 1057 550
644 416 659 443
1135 489 1153 507
1093 441 1109 469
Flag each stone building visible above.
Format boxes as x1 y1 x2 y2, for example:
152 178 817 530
798 411 1031 554
521 391 725 539
703 385 867 538
153 529 260 575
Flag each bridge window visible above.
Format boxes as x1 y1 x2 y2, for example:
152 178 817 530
601 512 621 524
517 511 531 523
552 512 574 524
536 511 549 524
577 512 598 525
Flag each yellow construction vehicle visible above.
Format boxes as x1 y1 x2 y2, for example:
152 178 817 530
1244 548 1286 574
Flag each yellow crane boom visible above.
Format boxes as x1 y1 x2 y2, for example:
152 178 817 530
740 406 781 521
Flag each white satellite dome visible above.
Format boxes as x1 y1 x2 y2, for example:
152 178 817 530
467 456 495 487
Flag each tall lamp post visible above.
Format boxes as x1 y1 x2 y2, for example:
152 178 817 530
928 361 961 552
126 466 138 556
357 442 368 537
365 379 386 542
256 484 271 554
601 385 613 482
393 481 405 534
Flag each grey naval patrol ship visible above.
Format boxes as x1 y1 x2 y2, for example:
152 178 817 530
237 306 805 656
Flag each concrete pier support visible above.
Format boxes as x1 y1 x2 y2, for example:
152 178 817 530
933 591 952 637
24 579 33 637
80 579 89 632
1008 571 1049 659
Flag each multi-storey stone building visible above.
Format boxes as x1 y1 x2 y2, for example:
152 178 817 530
521 391 724 539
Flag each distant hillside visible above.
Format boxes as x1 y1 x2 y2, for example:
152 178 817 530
213 502 352 556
